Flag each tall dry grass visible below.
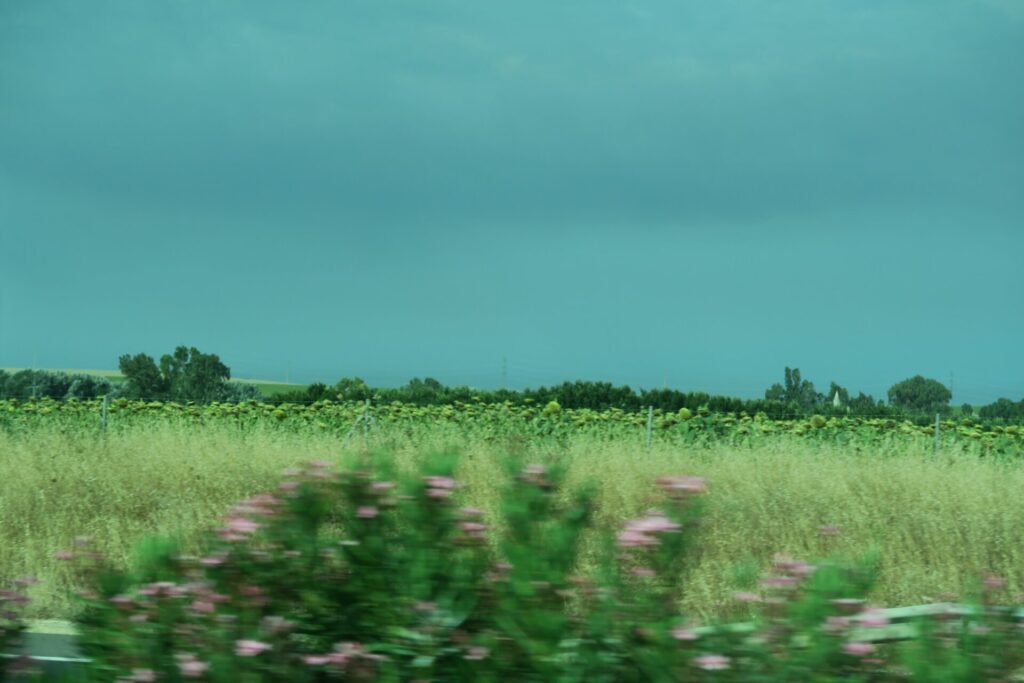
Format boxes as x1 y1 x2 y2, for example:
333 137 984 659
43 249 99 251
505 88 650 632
2 420 1022 622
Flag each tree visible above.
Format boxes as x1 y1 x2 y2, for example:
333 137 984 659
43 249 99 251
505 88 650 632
334 377 370 402
886 375 952 415
118 346 230 403
764 367 820 413
118 353 169 399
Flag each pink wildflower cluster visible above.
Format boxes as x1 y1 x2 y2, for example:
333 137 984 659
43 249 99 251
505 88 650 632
519 464 553 488
759 554 816 591
617 512 681 549
303 641 383 674
657 475 707 498
425 475 459 499
457 507 488 544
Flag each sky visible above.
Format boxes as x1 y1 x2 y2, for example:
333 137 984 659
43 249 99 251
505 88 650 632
1 0 1022 405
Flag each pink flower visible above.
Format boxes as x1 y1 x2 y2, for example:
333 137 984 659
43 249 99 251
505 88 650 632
356 506 378 519
464 645 490 661
200 553 226 567
304 655 330 665
235 639 271 656
843 641 875 656
225 517 261 534
175 654 209 678
733 591 761 603
658 475 707 495
983 573 1006 590
858 607 889 628
190 600 215 614
110 594 133 609
617 530 655 548
823 616 850 633
694 653 729 670
760 575 799 590
130 669 156 682
371 481 395 492
425 476 457 489
672 625 700 641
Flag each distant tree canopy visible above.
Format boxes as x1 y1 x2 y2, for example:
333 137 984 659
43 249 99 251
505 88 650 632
118 346 230 403
887 375 952 415
764 367 824 412
979 397 1024 422
0 369 112 400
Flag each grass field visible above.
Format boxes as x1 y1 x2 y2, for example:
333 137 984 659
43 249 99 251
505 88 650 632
2 415 1021 625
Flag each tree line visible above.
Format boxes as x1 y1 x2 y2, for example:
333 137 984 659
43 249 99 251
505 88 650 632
3 348 1022 424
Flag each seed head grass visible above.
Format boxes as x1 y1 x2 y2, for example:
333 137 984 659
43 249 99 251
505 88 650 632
2 420 1022 623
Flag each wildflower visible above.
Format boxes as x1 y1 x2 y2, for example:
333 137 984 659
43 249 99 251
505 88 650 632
279 481 299 493
694 653 729 670
304 655 331 665
460 507 483 517
843 641 875 656
190 600 215 614
818 524 841 536
54 550 74 561
673 625 700 641
371 481 395 492
632 567 656 578
130 669 156 682
356 506 378 519
658 475 707 495
858 607 889 628
464 645 490 661
733 591 761 603
617 530 656 548
823 616 850 633
110 594 133 609
617 513 682 549
983 573 1006 590
235 639 271 656
200 553 227 567
175 654 209 678
760 575 799 590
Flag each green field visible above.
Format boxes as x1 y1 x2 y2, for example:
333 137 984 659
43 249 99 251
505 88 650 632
2 400 1021 626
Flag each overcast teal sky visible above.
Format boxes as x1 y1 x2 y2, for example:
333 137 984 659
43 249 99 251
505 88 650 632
1 0 1022 404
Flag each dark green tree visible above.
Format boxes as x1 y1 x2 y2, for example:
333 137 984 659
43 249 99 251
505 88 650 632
118 346 229 403
887 375 952 415
334 377 371 401
118 353 170 400
765 367 820 413
164 346 230 403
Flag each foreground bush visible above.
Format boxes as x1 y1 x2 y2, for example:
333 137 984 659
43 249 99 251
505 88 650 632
8 451 1024 681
